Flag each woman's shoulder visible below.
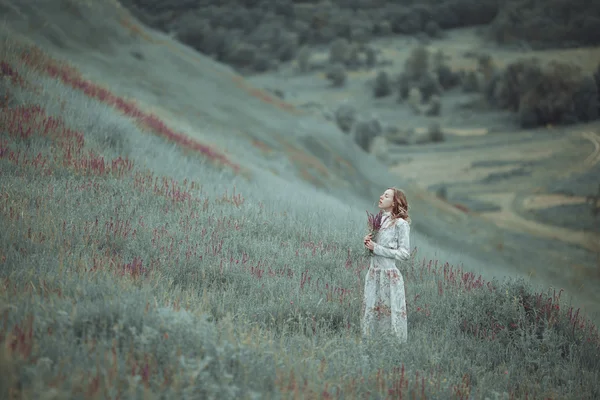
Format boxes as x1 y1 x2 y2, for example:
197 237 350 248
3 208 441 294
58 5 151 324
394 218 410 228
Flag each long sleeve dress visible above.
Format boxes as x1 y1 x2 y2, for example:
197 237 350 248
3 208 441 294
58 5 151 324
361 211 410 343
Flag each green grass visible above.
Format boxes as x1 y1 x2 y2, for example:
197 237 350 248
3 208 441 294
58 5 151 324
1 38 600 400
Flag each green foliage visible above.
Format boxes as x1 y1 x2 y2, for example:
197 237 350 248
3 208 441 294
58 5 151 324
489 58 599 128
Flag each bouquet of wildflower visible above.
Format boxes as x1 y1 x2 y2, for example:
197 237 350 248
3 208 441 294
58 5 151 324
365 210 384 256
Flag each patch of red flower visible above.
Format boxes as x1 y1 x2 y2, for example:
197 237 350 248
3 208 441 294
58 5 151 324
1 104 133 177
231 75 299 114
17 47 242 174
1 61 26 87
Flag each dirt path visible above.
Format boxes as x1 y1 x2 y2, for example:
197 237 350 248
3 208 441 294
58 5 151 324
387 125 600 252
474 192 600 253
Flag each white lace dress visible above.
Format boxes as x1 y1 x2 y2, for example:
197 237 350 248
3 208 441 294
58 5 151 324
361 212 410 343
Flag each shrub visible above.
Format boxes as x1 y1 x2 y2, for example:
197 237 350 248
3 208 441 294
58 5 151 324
273 31 299 62
397 72 411 100
427 121 444 142
461 70 480 93
363 45 377 68
334 103 356 133
436 64 460 90
293 19 312 44
175 18 213 53
373 70 392 98
398 46 443 102
369 135 389 163
424 95 442 117
296 45 311 73
325 63 347 87
417 71 443 101
328 37 350 64
345 43 362 69
477 53 495 80
573 75 599 123
425 20 442 38
225 43 258 69
491 58 544 111
516 61 593 128
374 20 393 36
407 87 422 114
253 52 275 72
353 116 382 152
404 45 429 82
349 15 373 44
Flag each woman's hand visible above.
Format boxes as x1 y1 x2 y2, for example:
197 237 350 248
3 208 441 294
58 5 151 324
365 239 375 251
363 233 372 243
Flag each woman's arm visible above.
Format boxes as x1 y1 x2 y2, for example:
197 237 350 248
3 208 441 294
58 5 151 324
373 220 410 261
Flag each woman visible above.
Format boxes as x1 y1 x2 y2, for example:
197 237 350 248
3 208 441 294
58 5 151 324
362 187 411 343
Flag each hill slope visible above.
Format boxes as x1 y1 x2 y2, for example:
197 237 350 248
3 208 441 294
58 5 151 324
1 1 600 398
1 0 598 320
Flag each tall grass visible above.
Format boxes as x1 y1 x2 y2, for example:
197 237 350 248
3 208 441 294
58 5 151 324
1 37 600 400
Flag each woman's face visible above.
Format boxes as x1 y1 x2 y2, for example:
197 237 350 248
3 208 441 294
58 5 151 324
378 189 394 211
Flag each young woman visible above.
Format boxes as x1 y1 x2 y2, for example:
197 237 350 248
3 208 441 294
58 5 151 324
362 187 411 343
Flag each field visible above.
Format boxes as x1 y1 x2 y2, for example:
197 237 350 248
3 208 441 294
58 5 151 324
1 33 600 400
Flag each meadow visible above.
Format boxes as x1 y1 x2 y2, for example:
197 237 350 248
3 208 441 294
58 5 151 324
1 35 600 400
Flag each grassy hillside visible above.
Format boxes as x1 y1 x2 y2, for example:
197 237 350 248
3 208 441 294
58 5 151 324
1 2 600 399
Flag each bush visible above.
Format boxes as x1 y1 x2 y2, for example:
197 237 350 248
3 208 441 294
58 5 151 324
373 70 392 98
407 87 422 113
344 43 378 70
573 75 599 123
427 121 444 142
176 18 214 53
349 13 374 44
404 46 429 81
273 31 299 62
326 63 347 87
436 64 460 90
353 117 382 152
432 50 460 90
345 43 362 69
490 58 544 111
424 95 442 117
328 37 351 64
425 20 442 38
225 43 258 69
364 46 377 68
369 135 389 163
417 72 443 101
334 103 356 133
296 46 311 73
374 20 393 36
254 53 276 72
512 61 597 128
397 46 443 103
461 70 481 93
